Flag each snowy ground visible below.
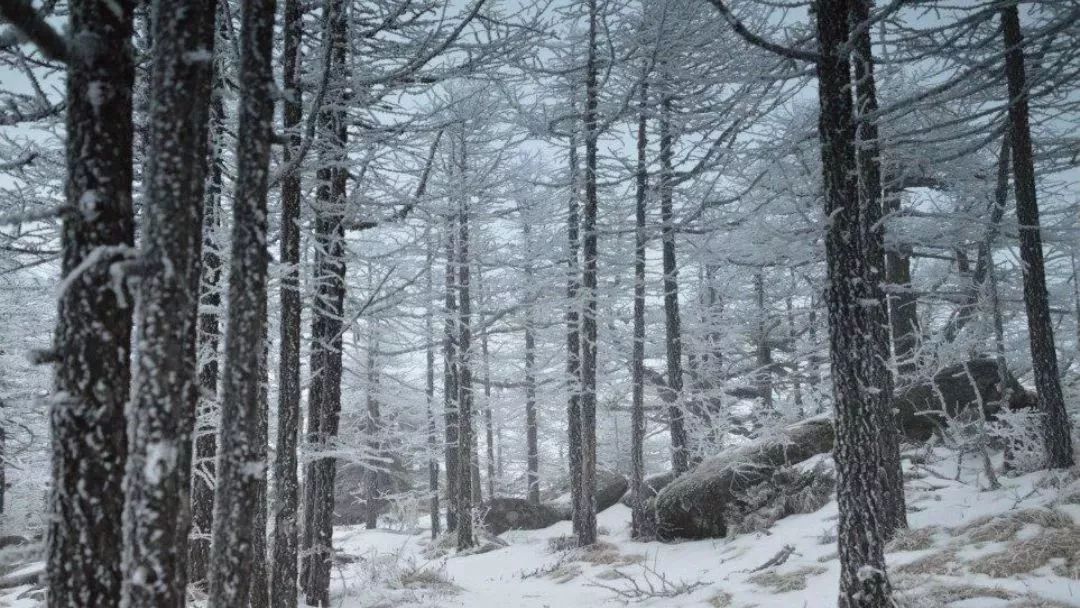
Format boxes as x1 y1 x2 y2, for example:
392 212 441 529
2 449 1078 607
327 451 1080 608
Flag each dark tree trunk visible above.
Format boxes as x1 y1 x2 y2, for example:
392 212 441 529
455 171 476 551
659 89 689 476
577 0 600 547
271 0 304 603
565 101 584 540
753 271 773 412
1000 3 1074 469
206 0 276 605
630 74 649 539
249 339 271 608
364 327 382 531
478 268 497 499
523 219 540 505
443 216 460 534
851 0 906 537
46 2 134 605
425 235 442 537
301 1 348 603
190 47 226 588
123 0 216 605
816 0 894 605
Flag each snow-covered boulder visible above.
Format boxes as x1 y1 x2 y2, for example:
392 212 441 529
480 498 563 535
895 358 1032 440
544 469 629 519
654 416 834 539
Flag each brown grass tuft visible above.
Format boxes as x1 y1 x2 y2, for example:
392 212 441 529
967 527 1080 578
746 566 827 593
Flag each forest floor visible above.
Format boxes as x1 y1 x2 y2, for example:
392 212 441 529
328 449 1080 608
1 448 1079 607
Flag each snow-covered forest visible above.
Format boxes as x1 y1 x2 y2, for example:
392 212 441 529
0 0 1079 606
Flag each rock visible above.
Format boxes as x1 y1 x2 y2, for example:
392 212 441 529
480 498 563 535
334 457 412 526
895 358 1032 440
655 416 834 540
544 469 629 519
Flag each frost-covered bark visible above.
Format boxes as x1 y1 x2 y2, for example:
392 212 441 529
659 89 689 476
121 0 217 605
206 0 276 605
477 269 497 499
270 0 304 602
190 34 227 587
47 1 134 605
443 218 461 533
630 75 649 539
455 181 476 551
565 112 584 539
851 0 906 537
815 0 894 605
301 3 348 601
522 220 540 506
577 0 600 547
999 3 1074 470
425 235 442 536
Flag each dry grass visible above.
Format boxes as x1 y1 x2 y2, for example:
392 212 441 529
746 566 827 593
967 526 1080 578
887 526 940 552
894 582 1014 608
894 549 964 577
951 508 1071 544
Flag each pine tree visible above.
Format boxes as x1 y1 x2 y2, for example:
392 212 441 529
999 1 1074 469
270 0 304 602
206 0 276 604
577 0 601 548
816 0 894 605
42 1 134 604
123 0 217 603
630 70 649 539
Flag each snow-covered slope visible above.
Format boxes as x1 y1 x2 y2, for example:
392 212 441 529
327 451 1080 608
1 449 1077 607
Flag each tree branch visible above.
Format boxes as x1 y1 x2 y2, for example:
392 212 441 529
0 0 68 63
702 0 819 63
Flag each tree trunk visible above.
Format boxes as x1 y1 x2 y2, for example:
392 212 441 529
522 219 540 505
123 0 216 605
425 235 442 537
577 0 601 547
478 268 497 499
206 0 276 604
851 0 906 537
301 1 348 603
364 323 382 531
455 163 476 551
46 1 134 605
816 0 894 605
630 73 649 539
443 216 460 534
565 97 584 540
270 0 304 603
1000 3 1074 469
753 271 773 412
249 339 271 608
659 86 689 476
190 43 226 588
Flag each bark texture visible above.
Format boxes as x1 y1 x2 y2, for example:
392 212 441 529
206 0 276 604
47 2 134 605
270 0 304 603
1000 3 1074 469
816 0 894 604
123 1 217 604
